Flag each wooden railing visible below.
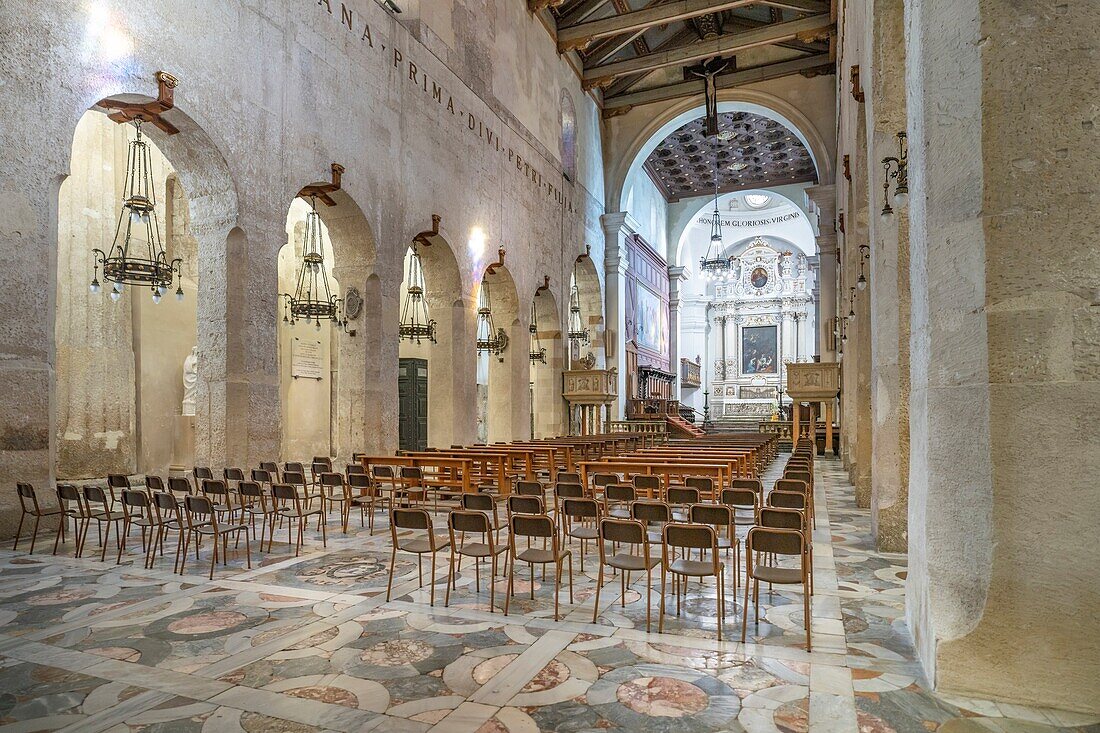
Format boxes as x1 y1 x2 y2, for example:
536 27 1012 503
607 420 669 437
680 358 701 387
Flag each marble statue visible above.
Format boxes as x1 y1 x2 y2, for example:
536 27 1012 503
182 346 198 416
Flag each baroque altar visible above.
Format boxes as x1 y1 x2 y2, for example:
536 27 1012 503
707 238 816 420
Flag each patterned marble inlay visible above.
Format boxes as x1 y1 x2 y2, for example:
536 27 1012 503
0 454 1095 733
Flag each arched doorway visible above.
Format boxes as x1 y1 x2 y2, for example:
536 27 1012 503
54 105 234 477
475 261 524 443
397 220 465 449
569 254 605 369
529 285 564 438
278 182 378 462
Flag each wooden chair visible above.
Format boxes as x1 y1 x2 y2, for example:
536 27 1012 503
446 509 507 612
192 467 214 487
555 471 581 485
151 491 186 572
731 478 764 495
82 485 126 562
665 486 699 522
181 494 252 579
200 478 236 522
721 487 760 528
690 503 739 589
259 461 281 482
460 493 504 546
320 472 352 533
560 497 600 572
590 472 619 498
684 476 714 500
593 518 658 631
347 472 378 533
144 475 166 495
760 506 813 595
743 525 810 650
386 508 449 606
371 465 402 514
14 483 63 554
54 484 89 557
631 500 672 547
167 476 193 497
660 523 726 641
632 474 661 499
272 483 326 556
775 478 813 526
602 483 635 519
282 470 321 514
400 466 428 506
504 513 572 621
223 467 246 493
237 480 278 549
117 489 158 565
506 494 544 518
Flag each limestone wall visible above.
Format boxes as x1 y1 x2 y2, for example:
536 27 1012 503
0 0 607 534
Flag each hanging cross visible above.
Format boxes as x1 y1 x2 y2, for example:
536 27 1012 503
688 57 732 137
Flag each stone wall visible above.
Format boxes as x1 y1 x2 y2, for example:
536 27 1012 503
0 0 607 535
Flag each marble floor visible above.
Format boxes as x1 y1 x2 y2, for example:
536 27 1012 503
1 457 1096 733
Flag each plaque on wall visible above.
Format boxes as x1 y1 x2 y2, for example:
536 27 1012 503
292 338 324 380
740 385 777 400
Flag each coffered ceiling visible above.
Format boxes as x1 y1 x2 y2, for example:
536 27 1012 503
642 110 817 201
530 0 836 114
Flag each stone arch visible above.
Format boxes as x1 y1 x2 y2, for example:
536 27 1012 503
570 254 605 369
398 226 471 449
476 261 525 443
278 183 380 461
609 91 834 214
530 285 565 438
672 189 818 268
52 102 239 480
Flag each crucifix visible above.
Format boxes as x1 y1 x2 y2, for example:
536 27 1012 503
688 57 732 137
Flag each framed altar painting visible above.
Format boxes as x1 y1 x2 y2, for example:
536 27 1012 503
741 325 778 375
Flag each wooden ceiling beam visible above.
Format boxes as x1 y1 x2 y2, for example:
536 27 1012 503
602 52 833 110
559 0 613 27
754 0 829 12
559 0 758 52
583 14 832 86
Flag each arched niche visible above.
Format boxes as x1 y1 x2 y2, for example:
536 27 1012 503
475 262 525 443
529 285 564 438
570 254 606 369
53 104 236 479
397 227 468 449
278 185 379 462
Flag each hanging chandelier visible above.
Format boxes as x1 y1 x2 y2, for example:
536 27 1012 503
90 119 184 303
398 243 436 343
476 280 508 356
699 136 730 280
567 275 590 346
529 300 546 364
280 196 346 332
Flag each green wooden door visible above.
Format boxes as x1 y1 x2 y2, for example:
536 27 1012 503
399 358 428 451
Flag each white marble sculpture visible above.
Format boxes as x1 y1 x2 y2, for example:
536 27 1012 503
182 345 198 416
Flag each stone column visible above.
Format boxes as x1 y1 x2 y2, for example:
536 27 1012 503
905 0 1100 713
668 265 689 397
868 0 910 552
601 212 637 419
781 310 796 374
806 184 838 361
844 116 874 508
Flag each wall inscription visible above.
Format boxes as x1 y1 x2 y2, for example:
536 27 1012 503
292 338 325 381
313 0 576 214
